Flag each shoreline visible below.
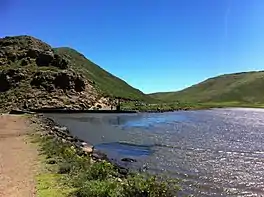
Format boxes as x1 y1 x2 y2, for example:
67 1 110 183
8 105 209 115
31 114 180 196
34 114 130 173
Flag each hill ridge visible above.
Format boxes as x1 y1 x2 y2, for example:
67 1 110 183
149 70 264 104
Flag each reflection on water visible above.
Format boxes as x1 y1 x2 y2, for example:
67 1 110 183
45 108 264 196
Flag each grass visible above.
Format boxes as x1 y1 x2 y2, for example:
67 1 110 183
32 129 180 197
37 173 75 197
54 47 154 102
121 100 209 111
149 71 264 106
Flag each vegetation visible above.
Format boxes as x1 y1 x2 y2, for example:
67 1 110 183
34 133 180 197
54 47 154 102
149 71 264 107
121 101 201 111
3 35 264 110
0 35 155 113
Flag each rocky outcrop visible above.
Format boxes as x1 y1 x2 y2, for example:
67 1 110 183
0 35 112 112
30 71 85 92
0 36 69 69
0 69 26 92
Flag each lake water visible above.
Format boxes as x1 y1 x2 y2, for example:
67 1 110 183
45 108 264 196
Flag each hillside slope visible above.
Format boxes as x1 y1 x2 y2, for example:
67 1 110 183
0 35 150 112
149 71 264 104
54 47 151 101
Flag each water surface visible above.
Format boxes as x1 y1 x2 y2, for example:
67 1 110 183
46 108 264 196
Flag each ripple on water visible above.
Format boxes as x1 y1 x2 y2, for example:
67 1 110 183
45 108 264 196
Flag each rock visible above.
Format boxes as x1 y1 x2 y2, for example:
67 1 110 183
92 150 108 160
53 126 60 130
118 167 129 176
0 35 105 112
21 58 28 66
121 158 137 163
27 48 40 58
0 58 8 66
36 50 54 66
54 72 72 89
21 57 31 66
9 109 34 114
96 104 102 109
90 158 96 164
0 69 25 92
82 145 93 154
58 126 68 133
66 136 74 141
46 159 56 164
74 77 85 92
52 54 68 69
6 51 17 62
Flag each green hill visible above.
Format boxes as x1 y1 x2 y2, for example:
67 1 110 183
149 71 264 105
54 47 151 101
0 35 152 112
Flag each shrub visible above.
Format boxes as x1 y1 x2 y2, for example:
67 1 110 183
74 180 120 197
121 175 179 197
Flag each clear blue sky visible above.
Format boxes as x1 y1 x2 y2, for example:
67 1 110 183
2 0 264 93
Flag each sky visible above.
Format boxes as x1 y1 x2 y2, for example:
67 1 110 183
1 0 264 93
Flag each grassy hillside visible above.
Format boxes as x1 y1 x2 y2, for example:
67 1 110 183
54 47 153 102
149 71 264 105
0 35 155 112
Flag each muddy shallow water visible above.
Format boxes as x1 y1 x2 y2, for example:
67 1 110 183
45 108 264 196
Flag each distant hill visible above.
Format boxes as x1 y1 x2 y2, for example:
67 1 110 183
0 35 152 112
149 71 264 104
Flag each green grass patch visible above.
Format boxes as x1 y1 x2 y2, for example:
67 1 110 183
36 173 75 197
33 132 180 197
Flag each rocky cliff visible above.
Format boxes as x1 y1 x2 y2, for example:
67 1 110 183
0 35 111 112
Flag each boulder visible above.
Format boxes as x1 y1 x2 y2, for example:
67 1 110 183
36 51 54 66
52 54 68 69
92 149 108 160
0 69 25 92
82 145 93 154
74 77 85 92
121 158 137 163
54 72 72 89
54 126 68 133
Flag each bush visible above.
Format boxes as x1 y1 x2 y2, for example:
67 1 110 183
71 161 118 188
74 180 120 197
58 162 72 174
121 175 179 197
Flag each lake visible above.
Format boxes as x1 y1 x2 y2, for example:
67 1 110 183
45 108 264 196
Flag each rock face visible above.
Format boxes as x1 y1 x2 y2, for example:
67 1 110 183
0 35 110 112
30 71 85 92
0 36 69 69
0 69 26 92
